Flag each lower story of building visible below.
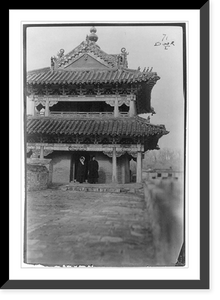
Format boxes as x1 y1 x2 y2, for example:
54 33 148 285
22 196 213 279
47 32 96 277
48 151 131 184
27 144 144 184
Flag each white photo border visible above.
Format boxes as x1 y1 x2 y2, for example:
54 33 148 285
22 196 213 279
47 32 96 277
7 5 209 289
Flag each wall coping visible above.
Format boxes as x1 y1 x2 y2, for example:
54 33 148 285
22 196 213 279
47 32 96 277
27 158 52 165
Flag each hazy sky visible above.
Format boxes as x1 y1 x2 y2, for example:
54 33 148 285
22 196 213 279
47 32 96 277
26 25 185 150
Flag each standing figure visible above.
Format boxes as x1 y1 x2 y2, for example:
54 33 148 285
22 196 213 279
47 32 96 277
76 156 86 183
88 156 99 184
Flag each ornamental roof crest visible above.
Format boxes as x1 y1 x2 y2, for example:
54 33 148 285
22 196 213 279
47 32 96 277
51 27 129 70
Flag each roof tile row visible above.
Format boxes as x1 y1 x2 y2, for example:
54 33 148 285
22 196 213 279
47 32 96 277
26 116 168 137
27 68 160 85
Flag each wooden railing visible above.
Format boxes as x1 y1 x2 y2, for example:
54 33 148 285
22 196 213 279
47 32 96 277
120 112 130 117
39 111 130 118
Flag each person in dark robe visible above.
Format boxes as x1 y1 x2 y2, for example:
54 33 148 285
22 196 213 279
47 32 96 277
76 156 86 183
88 155 99 184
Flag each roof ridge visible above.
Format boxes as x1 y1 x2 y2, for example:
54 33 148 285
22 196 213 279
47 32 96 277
53 39 119 70
27 67 51 74
135 115 165 126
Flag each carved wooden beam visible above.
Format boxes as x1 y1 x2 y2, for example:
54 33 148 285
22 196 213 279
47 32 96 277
127 150 138 158
103 150 127 158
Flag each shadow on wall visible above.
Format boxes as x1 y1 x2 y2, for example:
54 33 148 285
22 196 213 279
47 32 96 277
98 168 106 184
45 151 72 184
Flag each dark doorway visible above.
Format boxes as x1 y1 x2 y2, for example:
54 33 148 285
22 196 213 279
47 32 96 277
70 151 90 182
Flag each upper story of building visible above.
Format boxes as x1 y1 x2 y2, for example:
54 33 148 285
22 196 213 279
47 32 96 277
26 26 160 119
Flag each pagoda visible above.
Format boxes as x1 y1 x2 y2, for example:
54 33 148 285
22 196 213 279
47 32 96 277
26 26 168 184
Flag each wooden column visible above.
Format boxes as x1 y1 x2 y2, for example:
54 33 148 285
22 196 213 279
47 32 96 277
112 147 117 183
121 155 126 184
125 154 130 183
129 96 137 117
40 146 44 159
27 96 35 116
136 151 142 183
33 101 37 116
114 98 119 117
45 100 50 116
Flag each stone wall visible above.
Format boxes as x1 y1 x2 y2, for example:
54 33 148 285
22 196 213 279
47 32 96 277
117 155 130 184
96 153 130 184
27 158 53 183
43 151 132 184
143 179 184 266
143 170 183 181
93 152 112 184
49 152 72 183
27 164 49 191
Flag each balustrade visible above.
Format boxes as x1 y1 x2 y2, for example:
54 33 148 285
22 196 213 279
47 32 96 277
36 111 130 118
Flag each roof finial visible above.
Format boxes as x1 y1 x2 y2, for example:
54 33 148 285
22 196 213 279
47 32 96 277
88 26 98 42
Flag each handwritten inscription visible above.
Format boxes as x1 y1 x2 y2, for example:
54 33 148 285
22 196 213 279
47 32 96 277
154 34 175 50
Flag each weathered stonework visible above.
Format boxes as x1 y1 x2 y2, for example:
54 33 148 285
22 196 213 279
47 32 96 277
26 158 53 191
27 164 49 191
27 158 53 183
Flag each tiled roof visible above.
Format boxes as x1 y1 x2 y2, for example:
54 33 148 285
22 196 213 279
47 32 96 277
27 68 160 85
26 116 168 137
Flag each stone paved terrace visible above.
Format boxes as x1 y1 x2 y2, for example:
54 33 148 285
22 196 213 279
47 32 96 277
25 184 157 267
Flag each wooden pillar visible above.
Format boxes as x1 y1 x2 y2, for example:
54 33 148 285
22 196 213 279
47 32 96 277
114 98 119 117
31 99 35 116
136 151 142 183
121 155 125 184
125 154 130 183
40 146 44 159
27 96 35 116
45 100 50 116
129 96 137 117
112 147 117 183
33 101 37 116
